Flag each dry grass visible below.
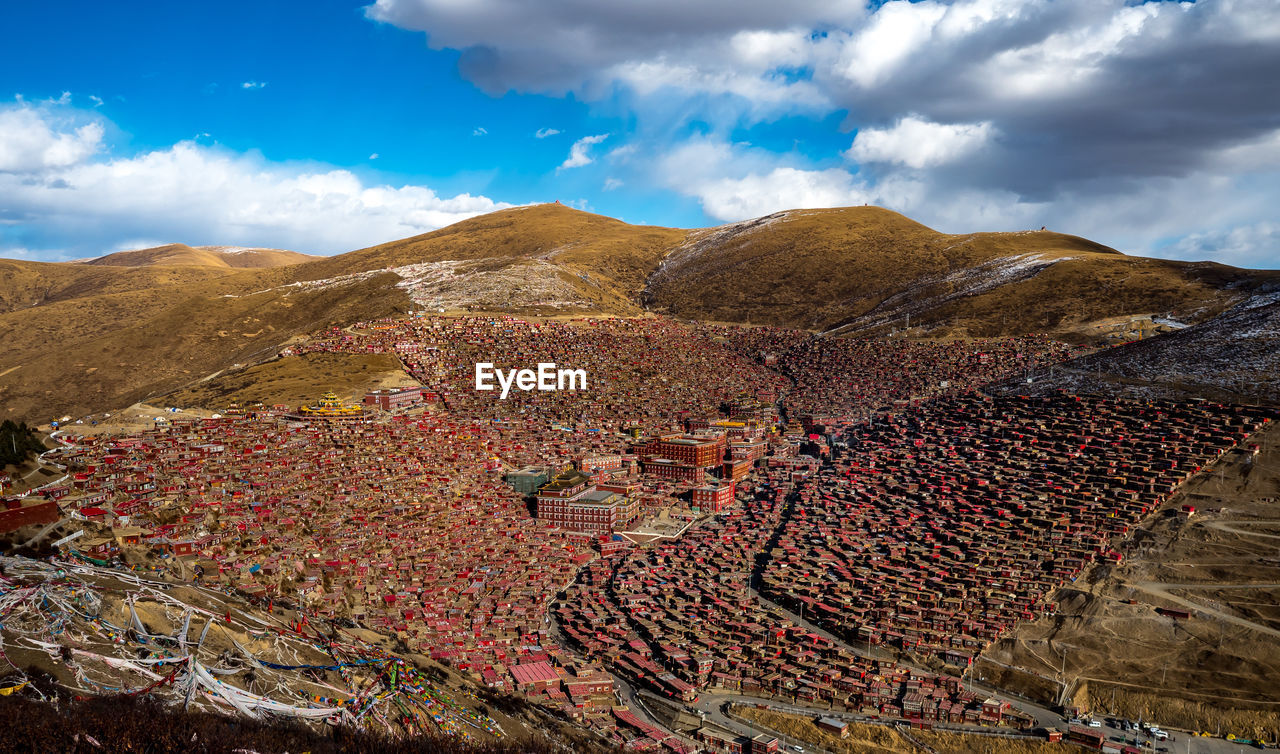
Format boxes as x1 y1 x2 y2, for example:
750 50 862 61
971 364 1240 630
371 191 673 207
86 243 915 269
0 694 600 754
0 257 234 313
0 269 413 425
642 206 1277 337
165 352 415 410
306 203 690 307
981 421 1280 737
82 243 316 269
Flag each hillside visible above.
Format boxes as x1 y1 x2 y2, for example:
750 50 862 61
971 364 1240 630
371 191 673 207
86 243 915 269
3 202 1279 424
999 292 1280 403
166 352 416 410
81 243 316 269
0 263 411 425
0 258 236 314
642 206 1279 338
0 552 608 753
292 203 690 314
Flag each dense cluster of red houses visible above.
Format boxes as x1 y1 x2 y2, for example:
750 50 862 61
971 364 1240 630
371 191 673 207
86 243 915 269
556 439 1025 726
287 315 791 435
40 408 644 726
28 311 1271 748
761 393 1275 665
698 324 1078 422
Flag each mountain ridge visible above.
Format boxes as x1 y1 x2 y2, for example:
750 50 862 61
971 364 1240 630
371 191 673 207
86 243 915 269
2 202 1277 424
76 243 316 269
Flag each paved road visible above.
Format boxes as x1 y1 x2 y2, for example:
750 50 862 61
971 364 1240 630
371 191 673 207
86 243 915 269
677 689 1259 754
640 689 839 754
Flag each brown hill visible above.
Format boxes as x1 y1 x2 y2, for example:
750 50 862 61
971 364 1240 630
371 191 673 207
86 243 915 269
291 203 691 314
641 206 1279 338
2 202 1278 424
81 243 315 269
0 262 410 425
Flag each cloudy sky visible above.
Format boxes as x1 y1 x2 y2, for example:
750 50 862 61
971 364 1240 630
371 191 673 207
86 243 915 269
2 0 1278 266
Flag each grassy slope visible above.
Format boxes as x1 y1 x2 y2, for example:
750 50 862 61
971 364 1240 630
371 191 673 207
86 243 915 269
0 259 235 314
641 206 1278 336
81 243 317 269
0 269 412 424
0 205 682 423
166 352 414 410
2 202 1277 423
296 203 690 313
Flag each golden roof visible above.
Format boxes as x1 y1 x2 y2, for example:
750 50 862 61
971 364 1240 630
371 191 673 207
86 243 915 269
298 392 366 417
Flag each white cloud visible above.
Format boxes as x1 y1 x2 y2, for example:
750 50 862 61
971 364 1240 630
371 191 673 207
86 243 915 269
369 152 380 160
535 127 560 139
89 95 104 108
603 177 623 190
847 116 995 169
1212 128 1280 172
0 104 513 258
1161 222 1280 269
652 134 1280 268
836 1 949 89
472 126 488 136
656 138 879 221
368 0 1280 269
241 81 268 90
694 167 869 221
559 134 608 170
366 0 860 110
0 105 104 172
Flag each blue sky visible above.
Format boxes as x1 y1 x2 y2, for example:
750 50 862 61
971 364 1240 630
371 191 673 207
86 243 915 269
2 0 1279 266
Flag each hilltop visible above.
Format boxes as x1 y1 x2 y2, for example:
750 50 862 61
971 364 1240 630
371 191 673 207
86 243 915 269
79 243 316 269
293 203 690 314
642 206 1273 338
2 202 1278 424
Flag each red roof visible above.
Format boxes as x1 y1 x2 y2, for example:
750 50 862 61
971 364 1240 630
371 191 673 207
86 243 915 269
510 661 559 686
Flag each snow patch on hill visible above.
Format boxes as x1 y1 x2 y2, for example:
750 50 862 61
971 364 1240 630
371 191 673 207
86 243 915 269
826 253 1070 336
1009 290 1280 402
197 245 289 256
228 258 594 312
648 211 794 287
